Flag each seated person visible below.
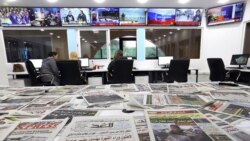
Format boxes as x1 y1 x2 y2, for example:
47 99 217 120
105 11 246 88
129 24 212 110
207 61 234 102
70 51 81 69
40 52 60 86
108 50 123 82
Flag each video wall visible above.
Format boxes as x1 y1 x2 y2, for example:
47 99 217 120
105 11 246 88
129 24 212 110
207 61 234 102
0 2 244 27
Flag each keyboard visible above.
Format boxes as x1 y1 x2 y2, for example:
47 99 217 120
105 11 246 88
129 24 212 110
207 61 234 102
81 67 93 71
226 67 243 69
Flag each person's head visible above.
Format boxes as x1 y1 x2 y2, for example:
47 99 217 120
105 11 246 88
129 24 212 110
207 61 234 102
80 10 84 14
113 50 123 61
170 125 181 133
196 10 201 15
68 11 72 15
70 52 78 60
48 52 58 59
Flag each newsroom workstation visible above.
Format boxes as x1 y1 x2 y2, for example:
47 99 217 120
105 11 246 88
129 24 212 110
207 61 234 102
1 0 250 141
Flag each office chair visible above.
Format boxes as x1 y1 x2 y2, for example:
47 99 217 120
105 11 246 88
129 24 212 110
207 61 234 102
164 59 190 83
25 60 54 86
110 60 134 84
207 58 240 82
56 60 84 85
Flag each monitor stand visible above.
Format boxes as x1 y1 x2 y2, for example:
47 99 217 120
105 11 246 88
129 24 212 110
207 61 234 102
238 65 242 69
161 65 169 69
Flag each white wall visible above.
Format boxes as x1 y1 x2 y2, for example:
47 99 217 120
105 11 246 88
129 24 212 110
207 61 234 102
0 29 9 86
197 0 250 73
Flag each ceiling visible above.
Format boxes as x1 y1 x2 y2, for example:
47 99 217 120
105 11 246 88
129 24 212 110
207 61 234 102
0 0 246 8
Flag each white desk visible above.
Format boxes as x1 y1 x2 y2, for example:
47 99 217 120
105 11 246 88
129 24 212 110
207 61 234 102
8 72 29 79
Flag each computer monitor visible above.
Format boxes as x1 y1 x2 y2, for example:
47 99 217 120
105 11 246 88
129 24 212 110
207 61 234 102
158 56 173 68
230 54 249 68
30 59 42 68
80 58 89 67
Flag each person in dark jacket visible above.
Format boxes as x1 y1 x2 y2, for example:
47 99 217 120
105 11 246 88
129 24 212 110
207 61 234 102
108 50 123 82
40 52 60 86
65 11 74 23
77 10 87 23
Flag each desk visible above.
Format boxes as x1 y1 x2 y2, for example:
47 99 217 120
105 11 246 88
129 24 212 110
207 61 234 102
81 68 199 84
8 72 29 79
226 67 250 85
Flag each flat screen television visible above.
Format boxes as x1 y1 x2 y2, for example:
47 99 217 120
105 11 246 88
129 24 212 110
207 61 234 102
175 9 203 26
91 8 119 26
28 8 61 27
230 54 249 68
60 8 90 26
147 8 175 26
119 8 147 26
0 7 31 26
207 2 244 26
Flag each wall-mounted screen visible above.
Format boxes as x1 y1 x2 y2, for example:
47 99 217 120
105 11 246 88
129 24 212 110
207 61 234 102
0 7 31 26
119 8 147 26
207 2 244 26
60 8 90 26
28 8 61 27
147 9 175 25
91 8 119 26
175 9 203 26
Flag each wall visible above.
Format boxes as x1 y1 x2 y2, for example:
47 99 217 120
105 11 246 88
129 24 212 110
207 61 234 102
191 0 250 73
0 29 9 86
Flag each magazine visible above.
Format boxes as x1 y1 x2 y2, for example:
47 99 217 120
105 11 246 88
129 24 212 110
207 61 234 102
209 90 250 103
43 109 98 120
59 117 140 141
82 90 124 105
146 109 213 141
134 116 150 141
0 118 19 141
6 119 68 141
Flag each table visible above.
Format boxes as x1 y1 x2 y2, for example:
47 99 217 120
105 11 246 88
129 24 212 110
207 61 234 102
81 67 199 84
226 67 250 85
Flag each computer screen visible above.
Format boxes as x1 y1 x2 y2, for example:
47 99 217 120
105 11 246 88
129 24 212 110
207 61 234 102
158 56 173 66
80 58 89 67
230 54 249 65
30 59 42 68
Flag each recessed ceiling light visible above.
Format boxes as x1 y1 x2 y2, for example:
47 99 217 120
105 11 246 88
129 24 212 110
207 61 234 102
85 40 88 43
178 0 190 4
7 0 16 2
169 32 173 34
57 36 61 39
137 0 148 4
94 0 105 3
163 35 167 37
47 0 58 3
154 39 158 41
82 38 85 41
177 28 181 31
94 41 98 43
158 37 161 39
49 32 54 35
218 0 230 4
40 29 44 32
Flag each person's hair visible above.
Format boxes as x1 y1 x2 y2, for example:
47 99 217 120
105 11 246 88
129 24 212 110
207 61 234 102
70 52 78 60
113 50 123 61
48 52 58 57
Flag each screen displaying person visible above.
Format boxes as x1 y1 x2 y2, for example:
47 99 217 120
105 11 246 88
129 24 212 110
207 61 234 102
193 10 202 22
65 11 75 23
77 10 87 23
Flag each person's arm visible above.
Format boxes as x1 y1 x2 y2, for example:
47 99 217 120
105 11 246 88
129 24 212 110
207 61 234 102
49 59 60 78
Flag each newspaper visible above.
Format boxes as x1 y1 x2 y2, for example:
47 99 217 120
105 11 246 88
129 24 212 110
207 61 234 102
0 118 19 141
31 95 62 105
82 90 124 105
0 104 25 112
59 117 140 141
135 84 152 92
143 94 169 106
14 89 46 96
204 114 250 141
1 96 39 104
110 84 138 92
6 119 68 141
47 85 85 95
149 84 168 92
147 109 231 141
134 116 150 141
167 83 199 94
209 90 250 103
167 94 208 107
204 101 250 119
43 109 98 120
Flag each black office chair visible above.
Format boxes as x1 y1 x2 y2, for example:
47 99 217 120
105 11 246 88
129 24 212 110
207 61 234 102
56 60 84 85
164 59 190 83
110 60 134 84
207 58 240 82
25 60 53 86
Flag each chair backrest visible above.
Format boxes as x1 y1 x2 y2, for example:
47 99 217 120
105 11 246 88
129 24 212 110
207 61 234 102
112 60 134 84
167 59 190 83
56 60 83 85
207 58 226 81
25 60 40 85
